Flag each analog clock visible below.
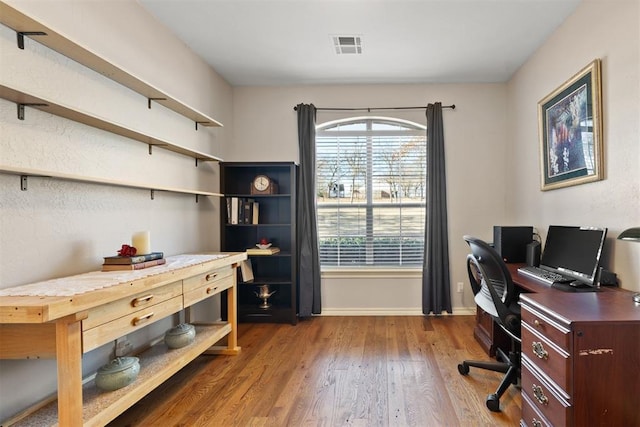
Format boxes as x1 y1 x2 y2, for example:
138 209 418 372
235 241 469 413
251 175 277 195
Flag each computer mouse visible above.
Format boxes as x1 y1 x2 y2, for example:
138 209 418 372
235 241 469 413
633 293 640 303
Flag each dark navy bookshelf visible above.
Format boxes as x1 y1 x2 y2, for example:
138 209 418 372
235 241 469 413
220 162 298 324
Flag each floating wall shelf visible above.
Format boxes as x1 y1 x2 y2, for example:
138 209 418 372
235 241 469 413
0 165 223 200
0 85 223 164
0 1 223 128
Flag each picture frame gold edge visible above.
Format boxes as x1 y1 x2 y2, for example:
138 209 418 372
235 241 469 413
538 59 604 191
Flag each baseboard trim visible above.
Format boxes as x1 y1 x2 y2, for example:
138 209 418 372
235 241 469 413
320 307 476 316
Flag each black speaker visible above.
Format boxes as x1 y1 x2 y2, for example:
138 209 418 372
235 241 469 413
526 241 541 267
493 226 533 263
597 267 618 286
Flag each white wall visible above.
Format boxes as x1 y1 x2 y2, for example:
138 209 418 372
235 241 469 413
506 0 640 291
231 83 510 314
0 1 232 420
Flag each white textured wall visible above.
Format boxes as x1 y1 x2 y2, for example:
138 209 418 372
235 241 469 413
231 83 510 314
506 0 640 291
0 1 232 420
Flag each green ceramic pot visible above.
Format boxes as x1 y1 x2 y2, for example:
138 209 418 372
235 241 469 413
164 323 196 349
95 356 140 391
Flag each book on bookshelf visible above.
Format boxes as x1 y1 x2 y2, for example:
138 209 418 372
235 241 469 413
226 197 232 224
102 258 166 271
252 202 259 224
243 199 252 224
246 247 281 256
230 197 239 224
103 252 164 265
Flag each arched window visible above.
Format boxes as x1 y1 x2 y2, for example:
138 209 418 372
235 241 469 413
316 116 426 268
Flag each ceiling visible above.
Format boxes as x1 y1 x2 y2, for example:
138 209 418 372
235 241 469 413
138 0 582 87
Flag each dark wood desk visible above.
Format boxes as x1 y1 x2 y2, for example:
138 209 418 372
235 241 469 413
477 264 640 426
474 265 557 357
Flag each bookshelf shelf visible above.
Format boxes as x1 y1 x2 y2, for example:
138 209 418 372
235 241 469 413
0 2 223 128
0 165 223 199
0 84 222 164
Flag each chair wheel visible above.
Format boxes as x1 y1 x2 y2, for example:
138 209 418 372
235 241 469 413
457 363 469 375
486 394 500 412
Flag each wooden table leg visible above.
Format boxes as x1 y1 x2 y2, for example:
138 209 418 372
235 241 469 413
55 314 85 426
206 274 242 356
226 280 240 353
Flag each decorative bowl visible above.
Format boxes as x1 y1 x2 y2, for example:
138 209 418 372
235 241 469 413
95 356 140 391
256 243 272 249
164 323 196 349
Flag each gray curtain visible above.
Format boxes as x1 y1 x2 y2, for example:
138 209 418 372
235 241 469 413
296 103 322 316
422 102 452 314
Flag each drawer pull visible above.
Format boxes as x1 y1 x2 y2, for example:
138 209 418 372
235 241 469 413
132 312 155 326
532 341 549 359
131 294 154 307
205 273 218 281
206 286 219 294
532 384 549 405
532 418 542 427
534 319 541 327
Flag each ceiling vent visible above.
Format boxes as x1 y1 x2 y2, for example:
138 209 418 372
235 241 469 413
332 35 362 54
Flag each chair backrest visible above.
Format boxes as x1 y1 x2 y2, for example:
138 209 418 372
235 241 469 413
463 235 520 340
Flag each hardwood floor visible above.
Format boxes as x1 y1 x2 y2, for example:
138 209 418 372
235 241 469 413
108 316 521 426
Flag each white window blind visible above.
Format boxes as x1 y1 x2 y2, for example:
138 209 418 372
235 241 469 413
316 117 426 268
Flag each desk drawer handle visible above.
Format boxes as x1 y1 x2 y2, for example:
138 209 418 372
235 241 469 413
533 319 541 327
532 418 543 427
532 384 549 405
205 273 218 281
532 341 549 359
206 286 219 294
132 312 154 326
131 294 154 307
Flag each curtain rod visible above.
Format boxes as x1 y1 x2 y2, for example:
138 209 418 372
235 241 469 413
293 104 455 112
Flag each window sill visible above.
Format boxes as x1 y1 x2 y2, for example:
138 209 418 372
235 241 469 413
321 268 422 279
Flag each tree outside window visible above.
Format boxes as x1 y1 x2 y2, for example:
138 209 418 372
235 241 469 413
316 117 426 268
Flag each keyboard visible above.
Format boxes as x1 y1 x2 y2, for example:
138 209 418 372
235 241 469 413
517 266 571 286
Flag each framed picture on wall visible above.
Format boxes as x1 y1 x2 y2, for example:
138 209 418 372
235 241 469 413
538 59 603 191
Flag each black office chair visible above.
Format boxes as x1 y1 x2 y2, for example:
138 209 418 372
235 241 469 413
458 235 521 412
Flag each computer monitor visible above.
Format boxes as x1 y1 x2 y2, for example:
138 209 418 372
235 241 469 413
540 225 608 286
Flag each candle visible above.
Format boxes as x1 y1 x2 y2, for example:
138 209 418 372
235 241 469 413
132 231 151 255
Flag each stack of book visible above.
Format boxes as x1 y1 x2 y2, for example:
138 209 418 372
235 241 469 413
226 197 259 225
246 247 280 256
102 252 165 272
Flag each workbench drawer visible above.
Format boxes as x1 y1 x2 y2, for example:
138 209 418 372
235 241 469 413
183 265 233 293
184 273 234 307
83 281 182 330
82 295 183 352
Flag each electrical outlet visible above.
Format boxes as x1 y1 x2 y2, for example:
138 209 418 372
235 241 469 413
457 282 464 293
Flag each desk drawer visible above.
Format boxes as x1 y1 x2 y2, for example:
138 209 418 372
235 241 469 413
521 304 570 352
183 265 233 293
522 323 571 394
522 392 553 427
83 281 182 331
184 273 234 307
522 358 571 427
83 295 183 352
